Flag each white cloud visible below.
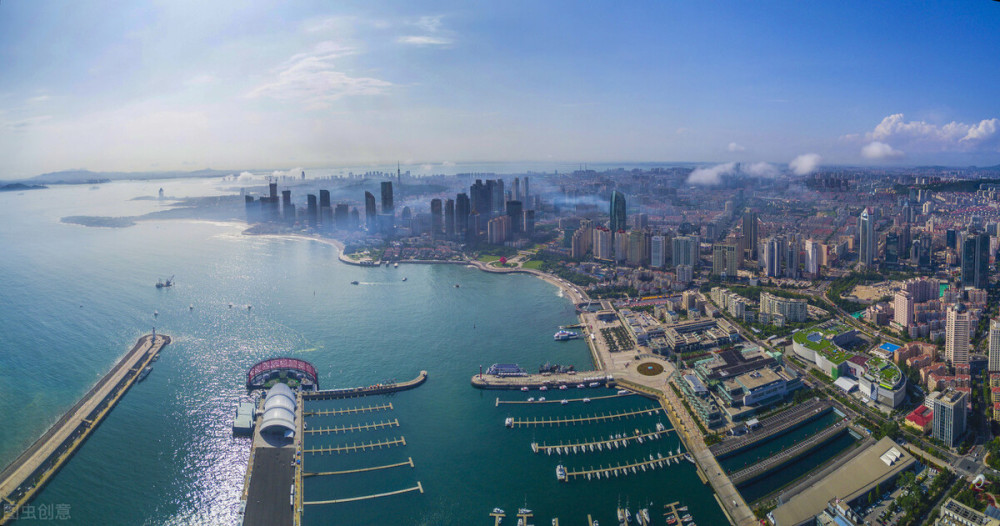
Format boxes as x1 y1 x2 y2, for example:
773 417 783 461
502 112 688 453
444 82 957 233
247 42 391 107
414 15 444 33
861 141 904 160
727 142 746 152
270 167 303 178
744 162 779 178
27 95 50 104
397 36 451 46
789 153 822 175
236 171 256 182
686 162 737 186
860 113 1000 152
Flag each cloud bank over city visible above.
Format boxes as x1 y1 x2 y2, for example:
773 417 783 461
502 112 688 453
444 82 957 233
0 2 998 179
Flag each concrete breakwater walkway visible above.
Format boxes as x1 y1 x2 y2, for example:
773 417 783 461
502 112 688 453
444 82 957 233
0 334 170 525
303 371 428 400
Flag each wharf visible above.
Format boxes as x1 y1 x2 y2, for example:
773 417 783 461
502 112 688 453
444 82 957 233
471 370 612 390
303 371 427 400
709 399 833 459
303 419 399 435
302 402 392 416
506 407 660 428
303 436 406 455
560 452 686 481
0 334 169 525
728 421 850 485
496 392 631 406
531 427 671 454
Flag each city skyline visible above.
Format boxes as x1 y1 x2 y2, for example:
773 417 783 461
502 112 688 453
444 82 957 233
2 1 1000 179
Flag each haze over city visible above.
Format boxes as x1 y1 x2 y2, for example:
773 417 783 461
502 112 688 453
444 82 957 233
1 1 999 179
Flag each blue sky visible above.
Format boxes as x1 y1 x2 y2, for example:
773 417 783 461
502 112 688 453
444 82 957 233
1 1 998 178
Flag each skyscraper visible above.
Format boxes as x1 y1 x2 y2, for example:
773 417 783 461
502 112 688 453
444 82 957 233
430 199 443 237
961 232 990 290
306 194 318 226
444 199 455 237
858 208 875 268
455 193 470 236
506 200 523 234
672 236 698 268
929 389 967 448
894 291 913 328
610 191 627 233
946 304 970 364
742 210 759 261
381 181 394 214
523 176 529 202
364 191 377 231
764 237 783 277
989 318 1000 373
523 210 535 237
512 177 520 201
713 244 738 278
651 235 666 268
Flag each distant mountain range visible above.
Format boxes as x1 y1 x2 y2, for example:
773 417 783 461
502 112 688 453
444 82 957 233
0 182 47 192
29 169 235 184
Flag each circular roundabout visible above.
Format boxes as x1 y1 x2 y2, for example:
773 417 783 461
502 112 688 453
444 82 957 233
637 362 664 376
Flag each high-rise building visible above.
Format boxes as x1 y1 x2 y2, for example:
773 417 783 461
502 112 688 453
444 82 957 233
946 229 958 249
364 191 377 231
929 389 967 448
760 292 808 323
742 210 759 260
676 264 693 283
672 236 699 268
627 230 649 267
961 232 990 290
764 237 783 277
713 244 738 279
506 200 523 234
523 210 535 237
319 189 330 209
804 239 821 276
651 235 666 268
785 238 800 279
512 177 520 201
946 304 970 364
571 222 593 259
381 181 394 214
455 193 470 236
306 194 318 226
444 199 455 237
487 215 511 244
333 204 349 229
470 180 487 214
282 190 294 222
858 207 875 268
989 318 1000 372
893 291 913 328
634 213 649 231
430 199 443 237
593 227 613 261
610 191 627 233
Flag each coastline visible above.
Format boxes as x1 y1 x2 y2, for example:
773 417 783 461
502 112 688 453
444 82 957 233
242 229 590 305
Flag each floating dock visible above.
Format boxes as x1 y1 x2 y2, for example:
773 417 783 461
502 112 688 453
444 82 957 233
531 426 671 454
303 457 414 478
559 452 686 481
302 402 392 417
471 371 613 390
303 436 406 455
506 407 660 428
303 481 423 505
495 392 631 406
303 419 399 435
0 334 169 526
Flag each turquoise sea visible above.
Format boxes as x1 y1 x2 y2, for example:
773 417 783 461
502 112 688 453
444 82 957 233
0 179 725 525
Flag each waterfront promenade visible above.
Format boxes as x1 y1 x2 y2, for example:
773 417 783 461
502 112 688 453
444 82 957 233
0 334 169 524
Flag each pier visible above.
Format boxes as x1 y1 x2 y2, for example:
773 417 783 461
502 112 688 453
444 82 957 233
495 392 631 406
709 398 833 459
0 334 169 525
303 436 406 454
303 481 423 505
303 457 414 477
471 370 613 390
506 407 659 428
303 371 427 400
729 421 850 485
531 426 671 454
302 402 392 416
560 452 686 481
303 419 399 435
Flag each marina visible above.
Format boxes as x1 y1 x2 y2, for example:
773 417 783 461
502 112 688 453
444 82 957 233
557 450 687 481
302 419 400 435
302 436 407 455
302 402 393 417
302 457 414 477
497 392 632 406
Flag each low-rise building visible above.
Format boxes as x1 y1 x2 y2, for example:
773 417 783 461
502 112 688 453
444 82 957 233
904 405 933 434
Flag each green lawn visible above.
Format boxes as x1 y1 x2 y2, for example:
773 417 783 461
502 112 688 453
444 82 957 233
478 255 501 263
522 260 544 270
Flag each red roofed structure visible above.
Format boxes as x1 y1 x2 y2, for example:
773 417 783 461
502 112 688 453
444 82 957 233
904 405 933 434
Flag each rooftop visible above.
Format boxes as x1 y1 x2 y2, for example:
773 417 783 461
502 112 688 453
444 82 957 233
905 405 932 427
